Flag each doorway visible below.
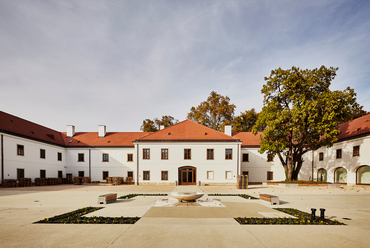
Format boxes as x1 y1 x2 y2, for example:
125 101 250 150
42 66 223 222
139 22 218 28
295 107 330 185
178 166 196 185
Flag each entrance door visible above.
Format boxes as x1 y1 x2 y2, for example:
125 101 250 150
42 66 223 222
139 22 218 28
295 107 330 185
178 166 196 185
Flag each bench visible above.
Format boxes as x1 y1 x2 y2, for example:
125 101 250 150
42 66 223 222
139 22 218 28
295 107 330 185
259 194 279 205
98 193 117 204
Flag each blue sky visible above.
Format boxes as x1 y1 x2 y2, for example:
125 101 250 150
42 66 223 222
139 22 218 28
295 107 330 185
1 0 369 132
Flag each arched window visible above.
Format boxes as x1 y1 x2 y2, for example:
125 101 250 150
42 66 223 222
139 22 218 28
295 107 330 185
317 168 327 182
334 167 347 184
357 166 370 185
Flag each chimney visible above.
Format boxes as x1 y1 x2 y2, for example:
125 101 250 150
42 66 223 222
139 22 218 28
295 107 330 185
98 125 106 138
160 125 165 130
66 125 75 137
224 125 232 136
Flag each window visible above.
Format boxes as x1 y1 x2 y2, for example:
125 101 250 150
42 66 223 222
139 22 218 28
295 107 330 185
40 149 46 159
207 149 214 160
161 149 168 160
127 154 133 162
242 171 249 176
17 169 24 179
103 171 109 180
40 170 46 179
17 145 24 156
58 171 63 178
353 146 360 157
161 171 168 180
207 171 214 180
267 154 274 162
127 171 133 178
102 153 109 162
225 171 232 180
225 149 232 160
184 149 191 160
78 153 84 162
242 153 249 162
143 171 150 180
78 171 85 177
58 152 62 161
319 152 324 161
143 149 150 159
267 171 273 180
336 149 342 159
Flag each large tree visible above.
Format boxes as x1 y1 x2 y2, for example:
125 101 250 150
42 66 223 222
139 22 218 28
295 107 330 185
252 66 363 181
233 108 263 132
140 116 179 132
187 91 236 131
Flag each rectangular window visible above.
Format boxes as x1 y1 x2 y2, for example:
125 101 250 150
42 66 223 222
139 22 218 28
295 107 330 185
78 171 85 177
17 145 24 156
127 171 133 178
319 152 324 161
336 149 342 159
40 149 46 159
184 149 191 160
207 171 214 180
225 171 232 180
207 149 214 160
267 154 274 162
102 153 109 162
78 153 84 162
242 171 249 176
58 171 63 178
267 171 273 180
143 149 150 159
161 149 168 160
353 146 360 157
58 152 62 161
40 170 46 179
161 171 168 180
127 154 133 162
143 171 150 180
103 171 109 180
225 149 232 160
242 153 249 162
17 168 24 179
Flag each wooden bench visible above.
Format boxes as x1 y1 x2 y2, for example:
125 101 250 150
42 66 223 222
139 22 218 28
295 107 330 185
98 193 117 204
259 194 279 205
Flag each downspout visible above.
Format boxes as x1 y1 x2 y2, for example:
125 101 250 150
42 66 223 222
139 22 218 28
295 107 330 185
237 143 240 176
311 150 314 181
1 134 4 183
136 144 139 185
89 149 91 178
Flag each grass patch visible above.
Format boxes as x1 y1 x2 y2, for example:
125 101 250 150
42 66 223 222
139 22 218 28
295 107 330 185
34 206 140 224
208 193 258 199
235 208 345 225
118 193 167 199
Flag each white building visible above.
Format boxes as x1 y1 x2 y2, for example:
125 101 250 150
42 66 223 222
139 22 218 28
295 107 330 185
1 110 369 186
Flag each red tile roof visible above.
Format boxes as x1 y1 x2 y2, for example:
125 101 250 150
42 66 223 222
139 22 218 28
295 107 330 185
136 119 239 142
232 132 261 147
337 114 370 140
0 111 65 146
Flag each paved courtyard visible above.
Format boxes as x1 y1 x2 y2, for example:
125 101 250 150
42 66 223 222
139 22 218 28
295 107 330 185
0 184 370 247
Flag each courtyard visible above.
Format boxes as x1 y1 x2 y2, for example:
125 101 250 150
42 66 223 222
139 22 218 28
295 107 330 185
0 184 370 247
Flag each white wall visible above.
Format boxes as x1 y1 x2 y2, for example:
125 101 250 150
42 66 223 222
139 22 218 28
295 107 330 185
1 133 66 183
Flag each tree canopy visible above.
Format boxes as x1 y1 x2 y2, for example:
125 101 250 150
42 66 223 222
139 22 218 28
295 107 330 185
140 115 179 132
233 108 264 132
187 91 236 131
252 66 364 181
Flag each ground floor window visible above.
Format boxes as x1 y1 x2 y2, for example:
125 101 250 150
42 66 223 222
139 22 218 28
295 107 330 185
225 171 232 180
357 166 370 185
242 171 249 176
40 170 46 179
143 171 150 180
78 171 85 177
102 171 109 180
207 171 214 180
161 171 168 180
58 171 63 178
317 168 327 182
127 171 133 178
17 168 24 179
267 171 273 180
334 167 347 183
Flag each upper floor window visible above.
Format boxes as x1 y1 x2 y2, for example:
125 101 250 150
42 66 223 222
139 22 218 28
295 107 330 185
127 154 133 162
102 153 109 162
161 149 168 160
319 152 324 161
242 153 249 162
184 149 191 160
225 149 232 160
267 154 274 162
78 153 84 162
17 145 24 156
40 149 46 159
353 146 360 157
143 149 150 159
58 152 62 161
336 149 342 159
207 149 214 160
